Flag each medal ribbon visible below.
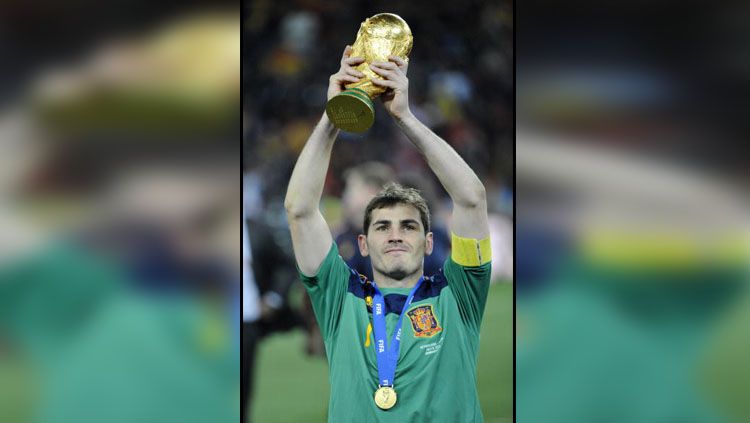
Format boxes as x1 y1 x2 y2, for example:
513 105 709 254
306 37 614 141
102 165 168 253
371 277 424 387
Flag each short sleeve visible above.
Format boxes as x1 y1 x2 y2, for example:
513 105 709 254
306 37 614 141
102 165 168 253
443 233 492 333
297 242 352 341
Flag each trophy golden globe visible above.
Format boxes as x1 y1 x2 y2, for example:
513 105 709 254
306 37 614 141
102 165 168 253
326 13 413 133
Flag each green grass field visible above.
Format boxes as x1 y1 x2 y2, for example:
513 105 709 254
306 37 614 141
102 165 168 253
252 282 513 422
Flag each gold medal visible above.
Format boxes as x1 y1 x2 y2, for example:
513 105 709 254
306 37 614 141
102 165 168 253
374 386 397 410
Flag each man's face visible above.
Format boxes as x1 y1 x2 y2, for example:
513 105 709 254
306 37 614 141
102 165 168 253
357 204 433 281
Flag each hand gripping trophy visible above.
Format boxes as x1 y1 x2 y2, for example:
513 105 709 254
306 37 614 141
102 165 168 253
325 13 413 133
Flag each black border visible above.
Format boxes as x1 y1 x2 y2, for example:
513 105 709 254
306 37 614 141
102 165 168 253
239 0 245 421
512 0 517 418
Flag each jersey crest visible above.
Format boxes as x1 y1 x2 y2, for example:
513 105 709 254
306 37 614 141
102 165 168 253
407 305 442 338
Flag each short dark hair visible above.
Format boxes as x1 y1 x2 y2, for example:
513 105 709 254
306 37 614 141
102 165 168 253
363 182 430 235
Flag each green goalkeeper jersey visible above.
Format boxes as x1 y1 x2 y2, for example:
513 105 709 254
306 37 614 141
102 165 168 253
299 238 491 422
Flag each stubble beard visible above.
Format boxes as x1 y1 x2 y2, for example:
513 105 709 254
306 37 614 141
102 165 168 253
383 268 409 281
369 240 425 282
374 260 420 282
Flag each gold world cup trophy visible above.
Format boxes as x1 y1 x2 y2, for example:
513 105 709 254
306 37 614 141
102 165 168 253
326 13 413 133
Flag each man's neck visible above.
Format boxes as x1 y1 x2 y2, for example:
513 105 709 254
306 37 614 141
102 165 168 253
372 269 423 289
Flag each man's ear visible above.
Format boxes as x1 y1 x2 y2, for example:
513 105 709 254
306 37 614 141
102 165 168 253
357 234 370 257
425 232 434 256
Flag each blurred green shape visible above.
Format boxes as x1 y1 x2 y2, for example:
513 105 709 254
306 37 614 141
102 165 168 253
700 284 750 422
0 355 35 423
39 295 237 423
0 241 122 357
516 259 745 422
0 242 238 423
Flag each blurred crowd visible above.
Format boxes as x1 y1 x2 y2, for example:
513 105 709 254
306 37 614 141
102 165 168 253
243 0 514 221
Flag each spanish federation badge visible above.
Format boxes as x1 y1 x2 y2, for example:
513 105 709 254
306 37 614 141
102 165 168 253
374 386 397 410
407 304 443 338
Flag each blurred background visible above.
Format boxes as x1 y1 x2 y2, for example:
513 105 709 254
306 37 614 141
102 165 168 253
0 1 240 422
516 0 750 421
244 0 513 422
13 0 749 421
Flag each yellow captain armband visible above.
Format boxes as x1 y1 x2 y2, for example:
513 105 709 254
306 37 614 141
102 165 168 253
451 233 492 266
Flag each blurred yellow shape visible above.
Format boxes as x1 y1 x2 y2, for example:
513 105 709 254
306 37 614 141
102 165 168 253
581 228 750 270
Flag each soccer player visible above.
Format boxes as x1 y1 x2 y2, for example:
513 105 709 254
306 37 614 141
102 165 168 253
284 45 492 421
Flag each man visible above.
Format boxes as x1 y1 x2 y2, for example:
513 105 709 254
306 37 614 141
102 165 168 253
284 45 492 421
336 162 451 283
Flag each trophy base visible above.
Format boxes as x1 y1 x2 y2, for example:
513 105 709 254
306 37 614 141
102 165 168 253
325 88 375 133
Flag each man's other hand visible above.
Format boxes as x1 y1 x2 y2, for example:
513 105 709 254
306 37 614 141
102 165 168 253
370 55 410 120
327 45 366 101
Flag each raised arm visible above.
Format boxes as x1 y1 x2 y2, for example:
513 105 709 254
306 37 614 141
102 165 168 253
370 57 490 240
284 46 365 276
